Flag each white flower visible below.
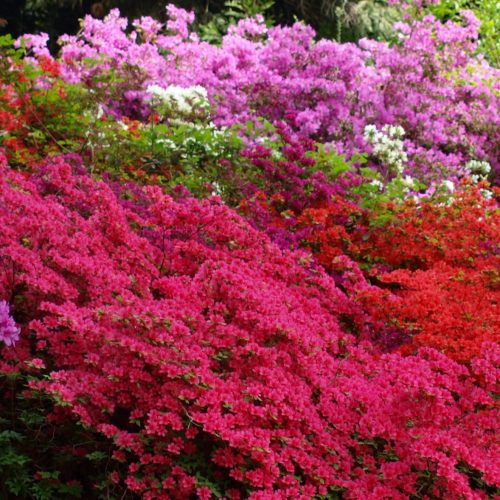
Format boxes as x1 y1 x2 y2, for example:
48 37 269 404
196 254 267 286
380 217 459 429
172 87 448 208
363 124 377 140
382 124 405 139
211 181 223 196
393 126 405 139
364 123 408 174
463 159 491 183
465 159 491 175
157 138 176 149
402 175 416 189
441 180 455 192
146 84 209 115
370 179 384 191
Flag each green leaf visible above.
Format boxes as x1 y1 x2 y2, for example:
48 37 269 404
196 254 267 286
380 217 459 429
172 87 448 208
85 451 108 462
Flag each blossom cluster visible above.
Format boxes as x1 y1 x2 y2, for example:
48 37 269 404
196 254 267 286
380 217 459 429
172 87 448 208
16 4 500 184
363 124 407 176
0 154 498 498
0 300 20 347
463 159 492 184
358 185 500 362
146 84 210 117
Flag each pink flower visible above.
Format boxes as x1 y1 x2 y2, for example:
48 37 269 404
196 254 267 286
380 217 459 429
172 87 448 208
0 301 20 347
26 358 45 369
196 486 213 500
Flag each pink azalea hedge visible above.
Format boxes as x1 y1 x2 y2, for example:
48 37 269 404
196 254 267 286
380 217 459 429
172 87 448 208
1 153 499 498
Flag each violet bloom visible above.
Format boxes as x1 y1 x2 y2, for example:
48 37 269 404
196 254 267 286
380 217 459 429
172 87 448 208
0 301 20 347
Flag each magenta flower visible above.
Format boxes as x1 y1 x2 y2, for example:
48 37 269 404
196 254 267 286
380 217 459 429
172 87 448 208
0 300 20 347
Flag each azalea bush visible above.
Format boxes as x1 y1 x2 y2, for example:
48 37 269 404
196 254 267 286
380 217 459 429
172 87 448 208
13 2 500 184
296 184 499 362
391 0 499 66
0 35 88 168
1 154 499 499
0 2 499 499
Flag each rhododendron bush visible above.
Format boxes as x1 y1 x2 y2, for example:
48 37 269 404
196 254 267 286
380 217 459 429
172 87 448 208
0 154 499 499
15 3 500 183
296 185 500 362
1 2 499 499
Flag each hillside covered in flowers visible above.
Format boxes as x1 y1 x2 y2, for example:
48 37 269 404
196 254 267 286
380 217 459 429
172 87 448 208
0 1 499 498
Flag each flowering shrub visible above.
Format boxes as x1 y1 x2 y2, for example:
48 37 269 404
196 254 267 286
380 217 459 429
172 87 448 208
14 3 499 184
147 84 210 121
393 0 499 66
363 124 407 177
0 38 243 193
358 184 500 362
0 36 92 169
298 183 500 363
0 2 498 498
1 153 498 498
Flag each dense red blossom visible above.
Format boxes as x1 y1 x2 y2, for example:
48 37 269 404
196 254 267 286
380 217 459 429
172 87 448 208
300 186 499 362
359 186 500 362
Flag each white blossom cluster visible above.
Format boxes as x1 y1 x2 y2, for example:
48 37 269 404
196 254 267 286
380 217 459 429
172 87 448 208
480 189 494 200
401 175 416 189
441 180 455 192
463 159 491 183
158 122 235 160
370 179 384 191
147 84 209 115
363 124 407 174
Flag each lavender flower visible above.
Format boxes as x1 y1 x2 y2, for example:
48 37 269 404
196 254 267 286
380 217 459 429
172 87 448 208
0 301 20 347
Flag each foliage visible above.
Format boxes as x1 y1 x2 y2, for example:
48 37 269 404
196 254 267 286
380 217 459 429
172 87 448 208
0 35 244 192
306 0 402 42
198 0 275 43
1 0 398 48
0 371 118 499
0 35 92 168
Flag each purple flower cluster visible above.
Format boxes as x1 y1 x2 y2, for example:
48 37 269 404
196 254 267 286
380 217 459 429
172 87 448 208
0 300 20 347
29 4 497 184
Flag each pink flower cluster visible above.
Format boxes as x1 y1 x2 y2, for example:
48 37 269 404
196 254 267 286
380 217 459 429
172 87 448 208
0 151 498 498
19 4 497 182
0 300 20 347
